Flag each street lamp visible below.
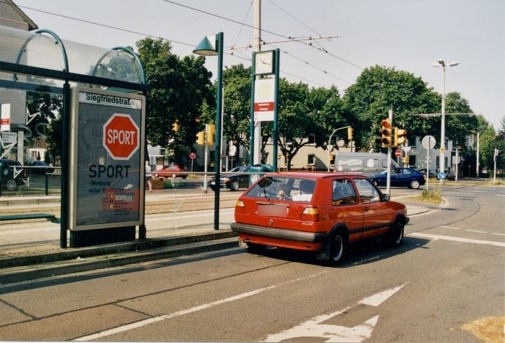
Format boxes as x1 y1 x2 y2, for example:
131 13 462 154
327 126 350 171
432 59 459 181
194 32 223 230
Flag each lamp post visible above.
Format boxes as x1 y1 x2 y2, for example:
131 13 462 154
432 59 459 182
327 126 350 171
194 32 223 230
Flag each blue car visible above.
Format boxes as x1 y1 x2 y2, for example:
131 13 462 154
371 167 426 189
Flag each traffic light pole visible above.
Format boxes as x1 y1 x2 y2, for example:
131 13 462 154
386 109 393 195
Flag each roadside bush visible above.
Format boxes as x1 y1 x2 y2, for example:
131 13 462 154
420 188 442 204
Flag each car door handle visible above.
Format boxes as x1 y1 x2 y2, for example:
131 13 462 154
363 207 370 212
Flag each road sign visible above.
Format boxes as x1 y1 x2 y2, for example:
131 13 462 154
395 149 402 157
189 152 197 160
103 113 139 160
421 135 436 150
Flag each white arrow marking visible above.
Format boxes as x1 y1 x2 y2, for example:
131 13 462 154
263 283 407 343
263 313 378 343
358 282 409 307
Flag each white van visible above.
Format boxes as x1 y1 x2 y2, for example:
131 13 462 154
334 152 398 176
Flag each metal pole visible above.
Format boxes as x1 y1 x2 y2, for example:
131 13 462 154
272 49 280 171
203 124 208 193
440 64 446 183
327 126 350 172
252 0 262 164
60 81 70 248
476 131 480 179
213 32 224 230
426 137 431 191
386 109 393 195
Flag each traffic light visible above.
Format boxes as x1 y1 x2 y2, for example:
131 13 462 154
394 127 408 146
347 127 353 140
196 131 205 145
207 124 215 145
380 119 393 147
172 120 179 133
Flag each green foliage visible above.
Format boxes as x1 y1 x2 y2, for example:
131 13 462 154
343 65 439 151
419 188 442 204
136 38 213 165
26 86 62 162
222 64 253 154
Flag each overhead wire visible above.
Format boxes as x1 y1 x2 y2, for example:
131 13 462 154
11 0 355 87
162 0 363 71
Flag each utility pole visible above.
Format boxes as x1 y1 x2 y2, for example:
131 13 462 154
252 0 262 165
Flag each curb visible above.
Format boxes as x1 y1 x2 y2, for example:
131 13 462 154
0 231 238 286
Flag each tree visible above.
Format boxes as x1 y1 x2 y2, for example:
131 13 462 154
474 115 504 176
343 65 439 151
27 86 62 163
222 64 253 161
136 38 213 165
308 85 346 148
263 81 344 169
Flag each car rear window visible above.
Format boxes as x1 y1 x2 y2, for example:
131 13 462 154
245 176 315 202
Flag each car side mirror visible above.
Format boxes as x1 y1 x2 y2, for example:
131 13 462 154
382 193 390 201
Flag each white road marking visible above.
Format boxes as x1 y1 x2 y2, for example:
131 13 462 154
466 229 486 234
409 233 505 248
263 283 407 343
73 271 327 341
440 226 460 230
358 282 409 307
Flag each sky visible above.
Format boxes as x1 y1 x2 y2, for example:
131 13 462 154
12 0 505 130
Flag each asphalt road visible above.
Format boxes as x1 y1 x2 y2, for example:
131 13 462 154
0 185 503 342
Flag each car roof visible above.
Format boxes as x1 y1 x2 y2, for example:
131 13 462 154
263 171 366 180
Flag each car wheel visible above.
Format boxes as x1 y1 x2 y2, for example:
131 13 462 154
6 179 17 191
230 180 239 191
409 180 420 189
385 220 404 247
328 232 346 265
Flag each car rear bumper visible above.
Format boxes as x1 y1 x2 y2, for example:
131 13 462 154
231 222 327 243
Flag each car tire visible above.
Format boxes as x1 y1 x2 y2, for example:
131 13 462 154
409 180 420 189
328 232 346 265
6 179 17 191
231 180 239 191
385 220 404 247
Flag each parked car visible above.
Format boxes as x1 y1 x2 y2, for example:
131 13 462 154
231 172 409 265
371 167 426 189
25 160 55 174
209 164 273 191
0 159 29 191
153 164 189 179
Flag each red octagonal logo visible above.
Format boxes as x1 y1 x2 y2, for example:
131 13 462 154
103 113 139 160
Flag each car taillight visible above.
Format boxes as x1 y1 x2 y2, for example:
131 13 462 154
301 207 319 222
235 200 245 213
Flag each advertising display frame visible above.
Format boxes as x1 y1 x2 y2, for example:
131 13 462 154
69 86 146 231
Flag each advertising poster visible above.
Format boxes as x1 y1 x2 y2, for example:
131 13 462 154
69 87 145 231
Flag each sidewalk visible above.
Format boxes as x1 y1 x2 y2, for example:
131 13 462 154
0 192 436 285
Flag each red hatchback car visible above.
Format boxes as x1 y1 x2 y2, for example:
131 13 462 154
231 172 409 264
153 164 189 179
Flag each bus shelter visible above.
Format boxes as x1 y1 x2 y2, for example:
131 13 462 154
0 25 148 248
